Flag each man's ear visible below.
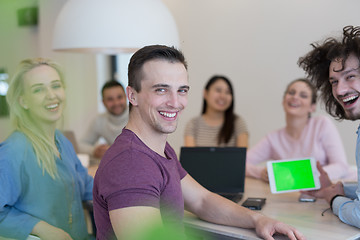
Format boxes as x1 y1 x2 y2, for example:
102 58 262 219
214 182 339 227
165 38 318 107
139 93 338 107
19 96 28 109
126 86 138 106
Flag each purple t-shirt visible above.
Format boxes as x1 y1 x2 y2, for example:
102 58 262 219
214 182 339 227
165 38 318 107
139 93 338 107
93 129 188 240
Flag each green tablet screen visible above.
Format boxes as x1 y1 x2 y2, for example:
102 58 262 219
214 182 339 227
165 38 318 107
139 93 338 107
272 158 315 191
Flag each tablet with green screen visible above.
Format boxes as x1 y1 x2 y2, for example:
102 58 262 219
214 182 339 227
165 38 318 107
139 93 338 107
267 158 320 194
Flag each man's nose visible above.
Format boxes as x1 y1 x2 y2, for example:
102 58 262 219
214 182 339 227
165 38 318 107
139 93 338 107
167 92 181 108
335 79 350 96
291 93 300 100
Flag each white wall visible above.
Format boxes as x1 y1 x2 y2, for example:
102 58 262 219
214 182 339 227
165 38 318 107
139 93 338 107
0 0 100 144
38 0 100 140
1 0 359 166
0 0 39 140
162 0 360 165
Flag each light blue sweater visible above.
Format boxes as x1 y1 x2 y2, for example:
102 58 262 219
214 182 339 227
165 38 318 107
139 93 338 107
332 125 360 228
0 130 94 240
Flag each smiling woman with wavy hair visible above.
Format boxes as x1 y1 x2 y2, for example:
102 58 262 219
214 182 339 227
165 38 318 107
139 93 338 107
0 58 94 240
246 78 350 182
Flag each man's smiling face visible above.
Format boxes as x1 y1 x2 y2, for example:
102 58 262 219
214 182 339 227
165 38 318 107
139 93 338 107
131 59 189 135
329 54 360 120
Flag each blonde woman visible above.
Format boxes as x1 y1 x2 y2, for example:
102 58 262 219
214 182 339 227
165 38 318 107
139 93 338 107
0 58 93 240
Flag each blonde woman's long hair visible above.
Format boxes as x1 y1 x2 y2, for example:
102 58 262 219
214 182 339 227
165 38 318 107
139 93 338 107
6 58 66 179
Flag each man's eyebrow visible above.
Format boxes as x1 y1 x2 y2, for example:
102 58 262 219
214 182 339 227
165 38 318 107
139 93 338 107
335 67 360 76
151 84 190 90
179 85 190 90
329 67 360 80
151 83 170 88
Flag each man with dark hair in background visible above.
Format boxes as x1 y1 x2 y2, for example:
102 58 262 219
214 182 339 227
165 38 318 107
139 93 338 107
80 80 128 159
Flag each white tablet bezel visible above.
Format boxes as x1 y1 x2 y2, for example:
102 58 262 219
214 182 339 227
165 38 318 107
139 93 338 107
267 157 320 194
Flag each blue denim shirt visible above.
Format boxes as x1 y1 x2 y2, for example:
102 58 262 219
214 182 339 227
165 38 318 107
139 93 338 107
332 124 360 228
0 130 94 239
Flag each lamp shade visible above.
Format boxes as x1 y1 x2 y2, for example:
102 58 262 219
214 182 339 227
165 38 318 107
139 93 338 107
52 0 179 54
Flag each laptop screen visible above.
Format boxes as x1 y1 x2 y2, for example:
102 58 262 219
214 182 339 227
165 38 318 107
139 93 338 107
179 147 246 194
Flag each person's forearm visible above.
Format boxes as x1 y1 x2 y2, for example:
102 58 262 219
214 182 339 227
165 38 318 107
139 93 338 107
31 221 73 240
246 164 264 179
343 182 358 199
79 127 100 155
31 221 49 237
332 196 360 228
325 182 345 203
190 192 260 229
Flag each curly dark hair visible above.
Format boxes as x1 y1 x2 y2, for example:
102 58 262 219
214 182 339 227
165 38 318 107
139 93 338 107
298 26 360 120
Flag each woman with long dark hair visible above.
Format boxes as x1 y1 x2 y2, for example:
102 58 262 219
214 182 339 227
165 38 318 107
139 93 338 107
184 75 248 147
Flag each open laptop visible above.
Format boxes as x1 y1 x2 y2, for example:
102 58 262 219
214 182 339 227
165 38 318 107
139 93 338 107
179 147 246 202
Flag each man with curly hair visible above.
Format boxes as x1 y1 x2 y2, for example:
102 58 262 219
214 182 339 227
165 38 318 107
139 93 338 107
298 25 360 228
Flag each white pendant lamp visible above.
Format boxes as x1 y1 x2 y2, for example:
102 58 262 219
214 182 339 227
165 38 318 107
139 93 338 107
52 0 179 54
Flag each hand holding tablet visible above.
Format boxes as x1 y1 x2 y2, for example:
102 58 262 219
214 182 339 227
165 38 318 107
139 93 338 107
267 157 321 194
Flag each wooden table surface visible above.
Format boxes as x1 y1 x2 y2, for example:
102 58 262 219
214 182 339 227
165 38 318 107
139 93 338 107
184 177 360 240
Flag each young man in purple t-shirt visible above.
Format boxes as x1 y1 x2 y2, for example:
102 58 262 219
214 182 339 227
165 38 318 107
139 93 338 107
93 45 305 240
